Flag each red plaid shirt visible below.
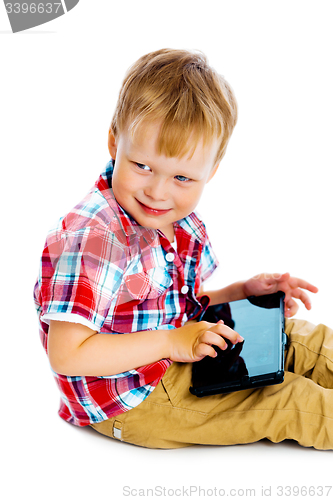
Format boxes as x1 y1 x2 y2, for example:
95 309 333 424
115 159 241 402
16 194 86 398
33 160 219 426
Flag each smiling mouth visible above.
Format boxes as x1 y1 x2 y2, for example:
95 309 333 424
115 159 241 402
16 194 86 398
136 199 171 214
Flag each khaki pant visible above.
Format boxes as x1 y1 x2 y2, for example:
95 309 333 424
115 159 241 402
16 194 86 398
91 319 333 450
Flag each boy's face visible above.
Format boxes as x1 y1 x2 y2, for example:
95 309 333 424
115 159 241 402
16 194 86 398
108 122 219 239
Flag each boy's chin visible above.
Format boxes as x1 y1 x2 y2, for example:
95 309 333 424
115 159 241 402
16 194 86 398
129 214 159 231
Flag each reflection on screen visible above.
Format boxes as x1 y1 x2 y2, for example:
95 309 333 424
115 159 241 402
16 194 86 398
228 301 281 377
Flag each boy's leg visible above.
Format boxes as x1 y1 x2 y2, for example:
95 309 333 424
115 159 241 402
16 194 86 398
284 318 333 388
91 319 333 450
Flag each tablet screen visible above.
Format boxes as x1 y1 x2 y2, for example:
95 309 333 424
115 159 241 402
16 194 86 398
192 292 285 391
225 299 281 377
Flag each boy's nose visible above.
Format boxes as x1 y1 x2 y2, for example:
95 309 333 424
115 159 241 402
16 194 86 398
144 178 169 202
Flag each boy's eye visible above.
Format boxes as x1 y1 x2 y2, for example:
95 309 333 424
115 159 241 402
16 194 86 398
136 162 151 171
175 175 191 182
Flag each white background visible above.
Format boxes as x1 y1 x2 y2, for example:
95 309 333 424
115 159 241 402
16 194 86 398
1 1 333 499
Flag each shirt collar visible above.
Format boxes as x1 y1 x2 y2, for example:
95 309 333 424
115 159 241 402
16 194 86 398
96 159 207 246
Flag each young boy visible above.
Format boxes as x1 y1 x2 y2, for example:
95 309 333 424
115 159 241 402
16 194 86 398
34 48 333 450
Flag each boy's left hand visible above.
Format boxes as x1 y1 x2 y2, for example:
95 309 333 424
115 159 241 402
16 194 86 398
242 272 319 317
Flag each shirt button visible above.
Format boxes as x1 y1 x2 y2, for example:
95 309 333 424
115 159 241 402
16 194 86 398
181 285 189 294
165 252 175 262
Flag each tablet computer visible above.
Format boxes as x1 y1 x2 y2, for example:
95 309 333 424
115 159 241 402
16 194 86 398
190 291 287 397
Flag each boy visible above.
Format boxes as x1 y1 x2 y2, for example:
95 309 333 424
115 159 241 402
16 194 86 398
34 49 333 450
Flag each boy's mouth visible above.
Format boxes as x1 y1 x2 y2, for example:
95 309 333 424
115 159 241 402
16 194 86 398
136 199 171 216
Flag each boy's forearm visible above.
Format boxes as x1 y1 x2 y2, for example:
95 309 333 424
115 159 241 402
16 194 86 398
198 281 247 306
51 327 170 377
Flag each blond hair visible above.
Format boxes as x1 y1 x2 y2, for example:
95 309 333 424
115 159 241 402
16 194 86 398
110 48 238 164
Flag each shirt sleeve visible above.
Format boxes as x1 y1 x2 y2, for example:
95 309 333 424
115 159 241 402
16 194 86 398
39 225 127 332
199 233 220 284
41 312 99 332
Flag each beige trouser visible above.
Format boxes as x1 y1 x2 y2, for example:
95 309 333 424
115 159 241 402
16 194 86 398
91 319 333 450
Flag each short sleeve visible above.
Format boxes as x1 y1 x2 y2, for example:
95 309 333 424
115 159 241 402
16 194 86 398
41 312 99 332
199 234 219 284
39 225 127 332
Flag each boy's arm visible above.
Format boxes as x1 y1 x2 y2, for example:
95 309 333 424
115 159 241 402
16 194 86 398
48 318 243 377
198 273 318 316
197 281 247 306
48 321 169 377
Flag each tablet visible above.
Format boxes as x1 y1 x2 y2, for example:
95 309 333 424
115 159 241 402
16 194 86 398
190 291 287 397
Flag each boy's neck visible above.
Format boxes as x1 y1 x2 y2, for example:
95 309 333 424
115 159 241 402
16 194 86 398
159 223 175 243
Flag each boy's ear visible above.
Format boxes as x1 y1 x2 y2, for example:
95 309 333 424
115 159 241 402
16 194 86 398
207 162 220 183
108 129 118 159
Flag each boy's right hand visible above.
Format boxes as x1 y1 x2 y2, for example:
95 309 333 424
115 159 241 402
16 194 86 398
167 320 243 363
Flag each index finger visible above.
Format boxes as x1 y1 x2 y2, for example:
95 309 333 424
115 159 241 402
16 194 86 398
208 323 244 344
289 276 319 293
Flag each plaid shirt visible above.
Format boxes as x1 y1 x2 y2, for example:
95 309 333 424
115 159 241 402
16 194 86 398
33 160 219 426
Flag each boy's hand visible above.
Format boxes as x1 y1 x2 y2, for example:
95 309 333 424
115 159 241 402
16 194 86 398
242 272 319 317
167 320 243 363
